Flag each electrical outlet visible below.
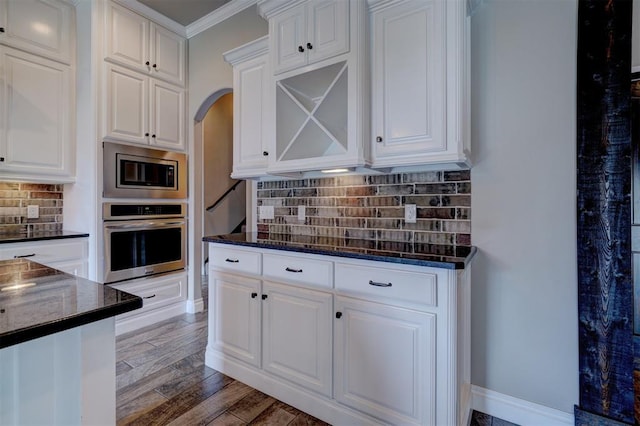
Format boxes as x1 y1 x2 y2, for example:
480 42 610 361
27 205 39 219
405 204 417 223
298 205 306 222
259 205 274 220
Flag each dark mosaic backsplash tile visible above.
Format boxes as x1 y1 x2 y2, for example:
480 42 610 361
257 171 471 249
0 183 63 234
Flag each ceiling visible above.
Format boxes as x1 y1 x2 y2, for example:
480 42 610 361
136 0 232 26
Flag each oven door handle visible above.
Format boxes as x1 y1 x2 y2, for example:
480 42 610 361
104 220 185 230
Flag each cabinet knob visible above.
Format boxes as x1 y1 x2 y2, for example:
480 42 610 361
0 157 4 162
153 64 157 69
145 61 150 66
0 28 5 33
145 132 149 137
376 136 383 143
306 42 313 50
262 294 268 300
298 45 304 53
251 292 258 299
336 312 342 319
263 151 269 156
152 134 156 138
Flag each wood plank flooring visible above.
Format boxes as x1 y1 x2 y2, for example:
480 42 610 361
116 282 329 426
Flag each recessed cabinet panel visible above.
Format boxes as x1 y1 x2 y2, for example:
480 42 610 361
272 4 307 74
262 281 332 396
373 1 445 159
211 272 261 367
1 0 73 64
334 296 436 425
3 48 69 175
238 64 266 168
150 80 184 149
150 23 185 86
106 65 148 144
308 0 349 64
105 2 148 70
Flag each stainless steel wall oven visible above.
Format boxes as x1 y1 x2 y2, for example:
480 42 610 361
103 203 187 284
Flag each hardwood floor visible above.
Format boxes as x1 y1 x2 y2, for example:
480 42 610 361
115 282 329 426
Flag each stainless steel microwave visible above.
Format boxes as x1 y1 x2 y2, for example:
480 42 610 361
103 142 187 199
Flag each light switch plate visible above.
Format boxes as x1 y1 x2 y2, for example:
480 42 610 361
259 205 274 220
27 205 39 219
405 204 417 223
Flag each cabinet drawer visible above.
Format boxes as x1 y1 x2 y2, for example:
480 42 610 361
263 253 332 289
110 273 186 315
335 262 437 307
0 239 88 265
210 246 261 275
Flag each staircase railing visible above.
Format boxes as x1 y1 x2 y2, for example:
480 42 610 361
206 180 243 212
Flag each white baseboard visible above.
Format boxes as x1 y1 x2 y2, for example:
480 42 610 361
186 298 204 314
470 386 574 426
115 303 186 336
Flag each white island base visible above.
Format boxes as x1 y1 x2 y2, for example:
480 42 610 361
0 318 116 426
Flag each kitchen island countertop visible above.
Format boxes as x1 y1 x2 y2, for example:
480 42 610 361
0 259 141 349
203 232 475 269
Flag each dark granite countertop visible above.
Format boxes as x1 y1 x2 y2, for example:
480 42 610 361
0 230 90 244
203 233 476 269
0 259 142 349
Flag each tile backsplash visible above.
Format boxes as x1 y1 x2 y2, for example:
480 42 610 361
257 170 471 254
0 183 63 234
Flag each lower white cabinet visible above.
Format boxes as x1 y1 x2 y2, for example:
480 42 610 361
0 237 88 278
206 243 471 426
108 270 187 335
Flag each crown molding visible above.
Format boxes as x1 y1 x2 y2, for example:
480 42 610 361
113 0 187 37
186 0 258 39
223 35 268 65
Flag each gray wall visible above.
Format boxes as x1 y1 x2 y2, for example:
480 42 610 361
470 0 579 412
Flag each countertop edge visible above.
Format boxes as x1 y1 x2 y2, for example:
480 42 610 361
203 236 476 270
0 296 142 350
0 231 90 245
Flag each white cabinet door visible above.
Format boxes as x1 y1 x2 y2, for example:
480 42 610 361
307 0 349 65
334 296 436 425
105 64 148 145
150 79 184 150
150 23 185 86
0 47 72 179
271 3 306 75
371 0 446 164
270 0 349 75
105 1 148 71
0 0 73 64
262 281 332 397
210 272 261 367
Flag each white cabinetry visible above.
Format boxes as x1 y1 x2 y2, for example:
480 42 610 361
0 47 73 181
108 270 187 335
258 0 369 175
104 63 185 150
105 1 185 86
369 0 470 170
0 0 74 64
269 0 349 75
0 237 88 278
223 37 271 179
206 243 471 426
0 0 75 183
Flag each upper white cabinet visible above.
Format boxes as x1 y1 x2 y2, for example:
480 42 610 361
268 0 349 75
223 37 271 179
258 0 369 175
105 1 185 87
104 64 185 150
369 0 470 170
0 46 74 181
0 0 74 64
